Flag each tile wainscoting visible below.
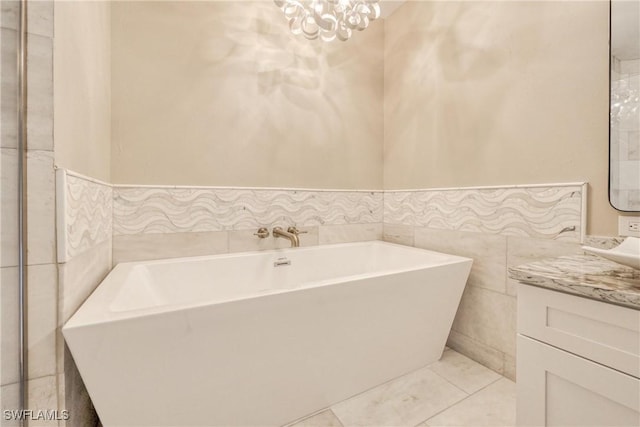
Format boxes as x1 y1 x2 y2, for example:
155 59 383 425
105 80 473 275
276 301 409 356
1 4 59 423
383 183 590 380
56 170 385 266
54 170 113 427
55 171 617 419
110 185 383 263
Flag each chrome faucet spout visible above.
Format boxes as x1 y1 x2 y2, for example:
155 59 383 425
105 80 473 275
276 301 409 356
272 227 300 247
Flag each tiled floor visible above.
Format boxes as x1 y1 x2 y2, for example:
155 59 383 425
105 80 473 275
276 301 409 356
288 349 516 427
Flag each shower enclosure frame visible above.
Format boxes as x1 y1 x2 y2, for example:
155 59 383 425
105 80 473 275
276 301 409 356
16 0 29 422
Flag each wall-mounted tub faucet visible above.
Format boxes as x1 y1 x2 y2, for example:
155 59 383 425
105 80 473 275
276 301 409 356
273 227 301 247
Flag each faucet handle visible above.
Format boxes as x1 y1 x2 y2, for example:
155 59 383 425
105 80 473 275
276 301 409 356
254 227 270 238
287 226 308 235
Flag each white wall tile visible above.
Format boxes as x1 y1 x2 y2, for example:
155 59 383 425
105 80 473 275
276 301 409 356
1 0 54 38
382 223 414 246
26 151 56 265
229 226 318 253
112 231 228 265
58 239 111 325
1 264 57 385
503 353 516 382
0 28 54 151
26 33 53 151
1 28 18 149
1 149 56 267
318 223 382 245
415 227 507 293
451 286 517 357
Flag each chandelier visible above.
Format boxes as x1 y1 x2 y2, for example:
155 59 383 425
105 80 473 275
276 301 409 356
274 0 381 42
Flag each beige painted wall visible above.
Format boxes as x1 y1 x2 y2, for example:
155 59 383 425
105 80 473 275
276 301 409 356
110 1 384 189
384 1 617 235
54 1 111 182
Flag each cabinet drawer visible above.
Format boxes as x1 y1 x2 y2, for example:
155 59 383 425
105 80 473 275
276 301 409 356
517 284 640 378
517 335 640 426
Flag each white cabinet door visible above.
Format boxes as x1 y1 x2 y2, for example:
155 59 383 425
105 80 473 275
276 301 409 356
517 284 640 377
517 335 640 427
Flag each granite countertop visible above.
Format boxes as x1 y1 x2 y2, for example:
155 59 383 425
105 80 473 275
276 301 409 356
509 254 640 310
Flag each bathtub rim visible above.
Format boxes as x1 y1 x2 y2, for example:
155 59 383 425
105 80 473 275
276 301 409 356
63 240 473 330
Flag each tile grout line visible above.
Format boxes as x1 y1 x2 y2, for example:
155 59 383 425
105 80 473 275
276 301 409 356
412 375 504 427
424 365 471 397
328 361 453 425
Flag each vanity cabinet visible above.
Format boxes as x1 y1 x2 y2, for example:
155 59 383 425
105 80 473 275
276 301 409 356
517 284 640 426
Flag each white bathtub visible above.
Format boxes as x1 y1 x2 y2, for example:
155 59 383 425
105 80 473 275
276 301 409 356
63 241 472 427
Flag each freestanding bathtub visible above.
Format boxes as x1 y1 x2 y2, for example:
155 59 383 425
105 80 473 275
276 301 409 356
63 241 472 427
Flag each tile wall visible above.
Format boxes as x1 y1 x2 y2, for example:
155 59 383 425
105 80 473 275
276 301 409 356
56 173 384 266
55 170 112 427
57 175 603 386
1 1 58 425
382 183 610 380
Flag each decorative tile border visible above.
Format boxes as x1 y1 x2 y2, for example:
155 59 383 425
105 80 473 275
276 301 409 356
384 184 587 242
113 187 383 235
56 168 588 261
55 169 112 262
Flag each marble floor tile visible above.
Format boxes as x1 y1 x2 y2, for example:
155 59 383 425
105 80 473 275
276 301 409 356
288 410 344 427
428 349 501 394
331 366 467 427
422 378 516 427
0 375 59 427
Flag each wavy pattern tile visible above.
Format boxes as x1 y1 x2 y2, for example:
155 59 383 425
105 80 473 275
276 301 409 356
113 187 383 235
384 185 584 241
60 172 113 261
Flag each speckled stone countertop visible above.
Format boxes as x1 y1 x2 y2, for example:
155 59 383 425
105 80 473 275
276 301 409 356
509 254 640 310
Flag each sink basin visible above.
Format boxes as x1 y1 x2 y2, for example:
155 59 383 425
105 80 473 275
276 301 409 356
582 237 640 270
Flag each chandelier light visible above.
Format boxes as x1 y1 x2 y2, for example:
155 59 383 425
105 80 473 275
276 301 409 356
274 0 381 42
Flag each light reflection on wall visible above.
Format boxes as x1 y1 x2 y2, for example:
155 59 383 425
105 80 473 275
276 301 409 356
111 1 384 189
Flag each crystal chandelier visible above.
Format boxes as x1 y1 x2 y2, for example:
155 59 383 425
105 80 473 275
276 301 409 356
274 0 381 42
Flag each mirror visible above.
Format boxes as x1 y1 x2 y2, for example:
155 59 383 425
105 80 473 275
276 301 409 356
610 0 640 211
